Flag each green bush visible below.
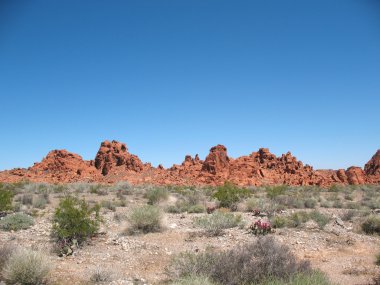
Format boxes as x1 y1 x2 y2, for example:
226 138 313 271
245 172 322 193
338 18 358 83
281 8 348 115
0 187 14 212
2 247 51 285
271 216 288 228
362 215 380 235
146 187 169 205
0 213 34 231
194 211 242 236
128 205 162 234
266 185 288 199
309 211 330 229
52 196 101 245
213 182 250 210
188 205 205 213
168 236 310 285
288 211 329 229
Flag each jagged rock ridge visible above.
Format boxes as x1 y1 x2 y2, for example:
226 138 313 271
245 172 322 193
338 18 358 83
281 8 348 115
0 141 379 186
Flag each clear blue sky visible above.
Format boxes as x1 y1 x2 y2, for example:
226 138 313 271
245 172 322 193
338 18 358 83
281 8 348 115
0 0 379 171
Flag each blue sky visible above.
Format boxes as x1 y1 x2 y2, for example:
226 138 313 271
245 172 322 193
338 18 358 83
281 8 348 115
0 0 379 170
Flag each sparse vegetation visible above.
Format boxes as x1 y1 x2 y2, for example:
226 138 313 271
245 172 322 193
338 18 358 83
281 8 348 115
0 213 34 231
146 187 169 205
194 211 242 236
2 247 51 285
128 205 163 234
168 236 311 285
213 182 250 210
90 267 112 283
362 215 380 235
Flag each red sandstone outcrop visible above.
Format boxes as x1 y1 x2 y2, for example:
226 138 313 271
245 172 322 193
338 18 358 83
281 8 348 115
0 140 379 186
94 140 144 175
28 150 100 183
364 150 380 183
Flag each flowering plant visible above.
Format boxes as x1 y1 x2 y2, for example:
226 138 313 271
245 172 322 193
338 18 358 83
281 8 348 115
249 219 272 235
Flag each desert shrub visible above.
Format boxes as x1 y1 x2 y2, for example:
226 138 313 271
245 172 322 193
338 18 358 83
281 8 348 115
170 275 216 285
2 247 51 285
0 213 34 231
309 211 330 229
21 193 33 205
333 200 343 208
261 271 333 285
266 185 288 199
0 245 15 277
166 189 204 213
329 184 343 192
288 211 329 229
245 197 259 212
271 216 288 228
167 236 310 285
146 187 169 205
320 201 332 208
90 267 112 283
304 198 317 209
213 182 250 210
0 187 14 212
288 211 310 227
341 210 357 221
362 215 380 235
52 196 101 246
128 205 162 234
100 200 116 211
108 181 131 193
187 205 204 213
194 211 242 236
33 195 48 209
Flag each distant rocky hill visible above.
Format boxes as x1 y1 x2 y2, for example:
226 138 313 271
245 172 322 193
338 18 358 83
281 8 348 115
0 140 379 186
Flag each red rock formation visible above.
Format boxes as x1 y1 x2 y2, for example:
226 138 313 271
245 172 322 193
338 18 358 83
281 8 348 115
94 140 144 175
28 150 100 183
201 145 229 175
0 141 379 187
345 166 366 185
363 150 380 183
365 150 380 176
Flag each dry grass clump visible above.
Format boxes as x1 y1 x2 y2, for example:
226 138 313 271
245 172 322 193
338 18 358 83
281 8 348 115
90 267 113 283
168 236 311 285
2 247 51 285
194 211 243 236
128 205 163 234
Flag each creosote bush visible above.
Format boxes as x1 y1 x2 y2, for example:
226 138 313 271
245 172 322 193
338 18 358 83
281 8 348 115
194 211 242 236
128 205 162 234
0 213 34 231
168 236 311 285
213 182 250 210
2 247 51 285
52 195 101 248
